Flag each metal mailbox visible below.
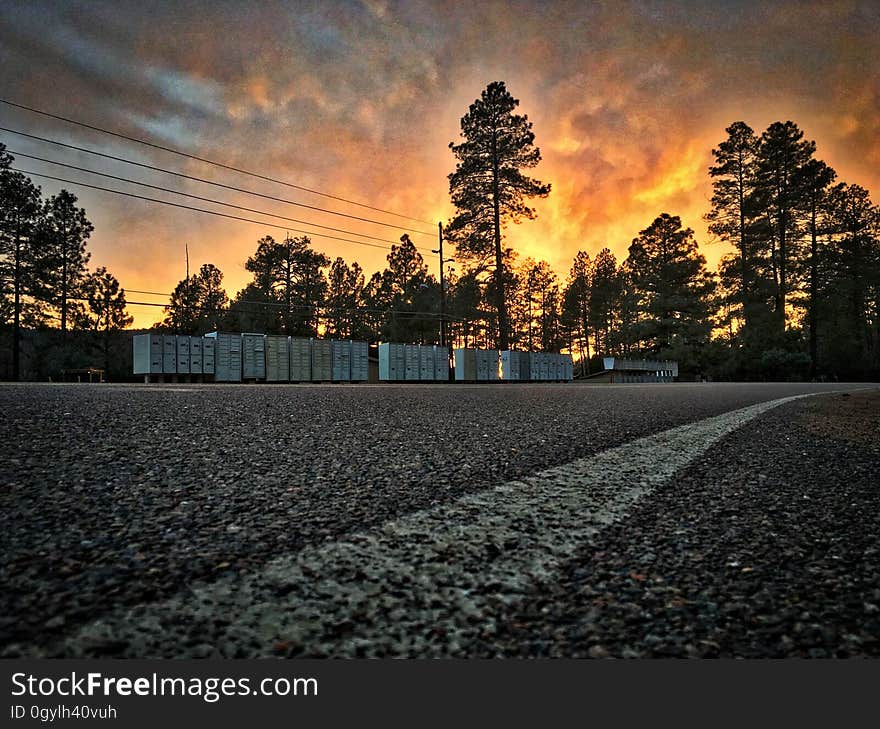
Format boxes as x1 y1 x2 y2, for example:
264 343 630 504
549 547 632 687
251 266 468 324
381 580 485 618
500 350 520 381
487 349 499 381
475 349 490 381
205 331 241 381
379 342 405 380
132 333 163 375
266 335 290 382
189 336 203 374
311 338 332 381
419 345 435 381
351 340 369 381
454 348 477 381
202 336 215 375
161 334 177 373
242 333 266 380
331 339 353 381
434 346 449 381
289 337 311 381
176 335 191 374
404 344 420 381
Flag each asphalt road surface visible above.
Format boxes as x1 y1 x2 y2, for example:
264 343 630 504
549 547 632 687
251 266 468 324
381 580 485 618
1 381 878 657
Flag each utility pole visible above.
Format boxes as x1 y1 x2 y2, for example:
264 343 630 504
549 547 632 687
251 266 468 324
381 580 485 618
185 243 190 333
433 222 448 348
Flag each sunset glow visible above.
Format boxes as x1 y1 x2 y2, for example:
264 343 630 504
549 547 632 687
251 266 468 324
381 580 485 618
1 0 877 328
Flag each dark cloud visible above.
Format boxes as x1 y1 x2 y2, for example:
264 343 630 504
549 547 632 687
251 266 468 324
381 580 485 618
0 0 877 325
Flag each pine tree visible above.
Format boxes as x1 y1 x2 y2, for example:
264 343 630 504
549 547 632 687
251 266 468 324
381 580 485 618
706 122 759 332
562 251 593 372
625 214 716 366
35 190 94 335
445 81 550 350
751 121 816 337
589 248 621 355
325 257 365 338
0 145 42 380
81 266 133 372
793 159 836 377
242 235 328 335
163 263 228 334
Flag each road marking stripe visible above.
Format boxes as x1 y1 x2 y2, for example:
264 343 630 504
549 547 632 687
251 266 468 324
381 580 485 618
40 393 820 657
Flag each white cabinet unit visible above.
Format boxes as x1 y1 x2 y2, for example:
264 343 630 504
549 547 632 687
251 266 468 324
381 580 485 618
202 337 215 375
351 340 369 381
266 335 290 381
378 342 405 380
176 335 191 374
500 350 520 381
289 337 311 381
310 338 332 381
419 345 435 381
132 333 163 375
404 344 420 381
331 339 353 381
205 332 241 381
242 333 266 380
454 348 477 381
434 346 449 381
189 336 203 374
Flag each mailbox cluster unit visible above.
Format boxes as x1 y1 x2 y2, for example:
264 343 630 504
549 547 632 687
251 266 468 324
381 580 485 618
133 332 368 382
133 333 216 376
454 348 573 382
378 343 449 381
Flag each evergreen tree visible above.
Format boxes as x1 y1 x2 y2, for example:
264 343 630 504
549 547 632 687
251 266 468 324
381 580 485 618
81 266 133 372
751 121 816 337
820 183 880 377
793 159 836 377
625 214 715 367
378 235 438 343
34 190 94 335
163 263 228 334
589 248 621 355
562 251 593 373
325 257 366 338
445 81 550 350
706 122 759 333
0 145 43 380
241 235 329 335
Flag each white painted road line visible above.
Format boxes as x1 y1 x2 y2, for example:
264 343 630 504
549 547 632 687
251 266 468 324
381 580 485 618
37 392 823 658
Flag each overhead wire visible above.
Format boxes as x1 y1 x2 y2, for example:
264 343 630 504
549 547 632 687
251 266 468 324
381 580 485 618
12 167 438 257
69 295 466 322
0 127 435 237
0 97 435 226
8 149 427 249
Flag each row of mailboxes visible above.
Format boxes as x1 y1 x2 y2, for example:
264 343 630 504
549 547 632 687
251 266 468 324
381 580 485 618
132 334 216 376
133 333 369 382
378 343 449 381
134 334 572 383
454 349 573 381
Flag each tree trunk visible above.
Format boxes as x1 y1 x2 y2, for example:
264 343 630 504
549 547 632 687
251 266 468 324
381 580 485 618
12 217 21 381
61 222 68 336
491 130 508 350
737 156 749 330
808 201 818 379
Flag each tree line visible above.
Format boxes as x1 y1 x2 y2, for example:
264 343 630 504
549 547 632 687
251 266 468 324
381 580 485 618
0 144 131 379
2 82 878 381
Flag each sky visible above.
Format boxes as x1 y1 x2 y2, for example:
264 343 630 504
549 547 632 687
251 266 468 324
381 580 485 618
1 0 878 328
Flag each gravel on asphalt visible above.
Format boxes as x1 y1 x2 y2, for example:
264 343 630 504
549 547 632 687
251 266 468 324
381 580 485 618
479 390 880 658
1 382 876 657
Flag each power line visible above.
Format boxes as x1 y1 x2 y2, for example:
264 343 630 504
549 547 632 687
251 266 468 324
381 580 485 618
70 296 465 322
9 149 422 248
0 127 436 237
0 97 434 226
12 167 439 258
